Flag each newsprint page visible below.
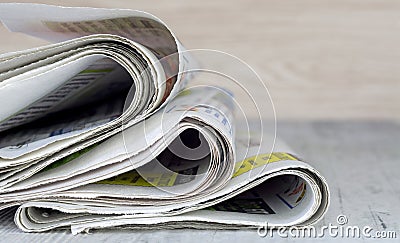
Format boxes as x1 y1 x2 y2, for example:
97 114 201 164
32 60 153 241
0 3 330 237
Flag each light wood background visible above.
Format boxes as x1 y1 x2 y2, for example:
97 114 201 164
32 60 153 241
0 0 399 120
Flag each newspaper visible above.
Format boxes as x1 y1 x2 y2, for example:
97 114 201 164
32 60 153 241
0 3 329 234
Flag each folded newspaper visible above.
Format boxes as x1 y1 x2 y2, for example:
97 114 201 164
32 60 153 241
0 3 329 234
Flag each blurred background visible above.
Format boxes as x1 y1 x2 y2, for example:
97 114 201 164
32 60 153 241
0 0 399 121
0 2 399 239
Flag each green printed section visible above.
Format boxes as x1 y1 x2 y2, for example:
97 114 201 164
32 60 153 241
96 165 199 187
95 153 299 188
79 69 114 74
96 170 178 187
40 143 99 173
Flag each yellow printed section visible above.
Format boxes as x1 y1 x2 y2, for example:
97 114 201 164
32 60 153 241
96 170 178 187
96 152 298 187
232 152 299 178
177 89 192 97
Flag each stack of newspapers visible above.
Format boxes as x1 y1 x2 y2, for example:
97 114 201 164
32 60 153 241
0 3 329 234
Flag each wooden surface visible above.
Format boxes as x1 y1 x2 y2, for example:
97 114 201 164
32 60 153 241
0 0 399 120
0 121 399 241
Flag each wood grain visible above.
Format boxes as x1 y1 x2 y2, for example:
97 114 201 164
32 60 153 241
0 0 399 120
1 121 399 241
